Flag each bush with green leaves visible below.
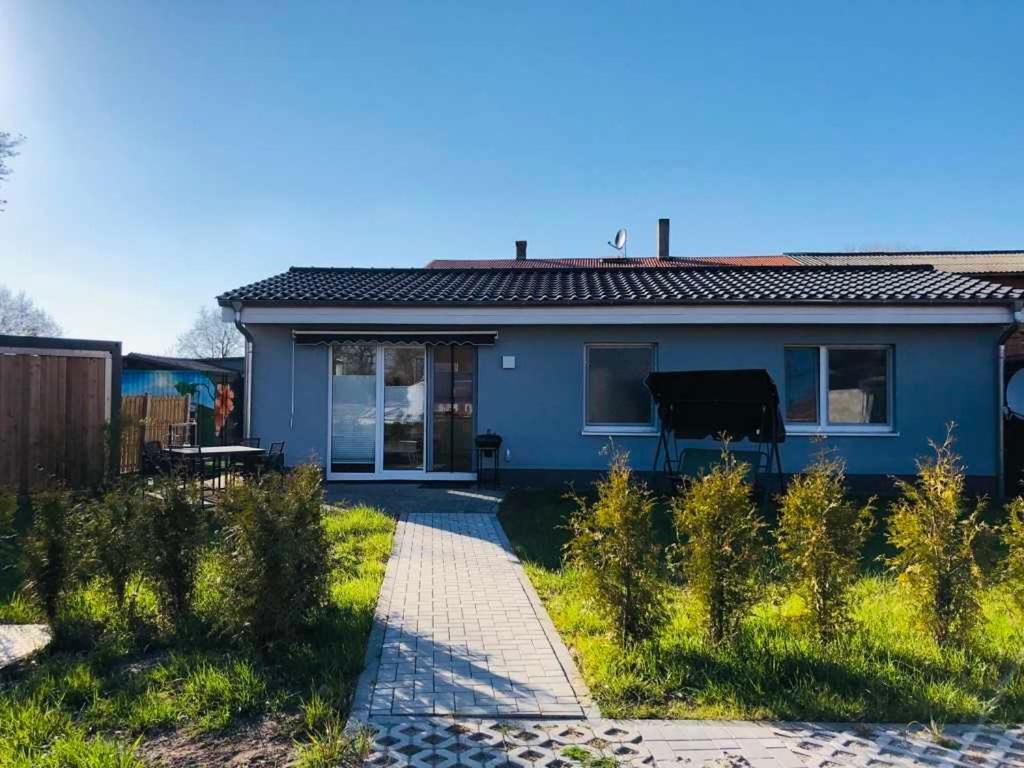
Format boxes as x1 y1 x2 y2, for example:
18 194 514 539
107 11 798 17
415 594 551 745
673 446 764 644
216 463 330 647
565 449 665 643
23 486 79 623
776 450 874 642
81 481 150 613
1001 496 1024 608
887 425 983 646
139 478 206 629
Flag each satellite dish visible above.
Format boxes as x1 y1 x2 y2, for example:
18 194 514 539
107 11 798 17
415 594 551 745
1008 369 1024 419
608 228 628 253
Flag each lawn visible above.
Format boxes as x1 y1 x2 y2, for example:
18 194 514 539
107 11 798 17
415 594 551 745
0 501 394 768
499 488 1024 723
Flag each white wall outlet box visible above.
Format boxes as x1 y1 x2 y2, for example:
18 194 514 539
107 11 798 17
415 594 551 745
502 355 516 369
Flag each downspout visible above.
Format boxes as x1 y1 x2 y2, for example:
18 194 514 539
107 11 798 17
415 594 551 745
232 301 254 439
997 300 1023 501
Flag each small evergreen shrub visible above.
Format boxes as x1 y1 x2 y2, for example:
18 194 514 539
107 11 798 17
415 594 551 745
1001 496 1024 609
139 478 206 629
217 463 330 647
673 446 764 644
23 486 79 623
81 481 149 612
565 449 665 643
887 425 983 646
777 450 874 642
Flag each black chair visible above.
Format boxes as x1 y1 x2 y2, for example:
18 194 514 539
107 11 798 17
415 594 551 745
141 440 170 475
187 445 224 503
262 441 285 474
233 437 262 477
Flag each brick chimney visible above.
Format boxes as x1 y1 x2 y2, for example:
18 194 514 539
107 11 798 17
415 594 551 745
657 218 670 260
515 240 527 261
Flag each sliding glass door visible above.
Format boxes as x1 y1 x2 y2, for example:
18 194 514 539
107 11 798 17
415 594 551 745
382 347 425 470
431 345 475 472
331 344 377 474
328 342 475 479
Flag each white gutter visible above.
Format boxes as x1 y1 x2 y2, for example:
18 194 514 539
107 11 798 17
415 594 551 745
235 304 1015 326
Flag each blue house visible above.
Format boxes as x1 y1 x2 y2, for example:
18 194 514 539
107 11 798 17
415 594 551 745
217 250 1022 491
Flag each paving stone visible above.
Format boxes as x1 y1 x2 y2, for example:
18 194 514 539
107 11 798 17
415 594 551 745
358 718 1024 768
351 512 590 719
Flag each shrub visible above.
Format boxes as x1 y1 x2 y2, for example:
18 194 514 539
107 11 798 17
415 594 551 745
1001 496 1024 609
139 478 205 629
217 464 330 647
565 449 665 643
887 425 983 646
0 488 16 582
23 486 79 623
81 482 149 612
673 445 764 644
777 450 874 642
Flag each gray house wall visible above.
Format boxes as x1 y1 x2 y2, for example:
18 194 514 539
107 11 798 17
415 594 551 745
246 322 1004 484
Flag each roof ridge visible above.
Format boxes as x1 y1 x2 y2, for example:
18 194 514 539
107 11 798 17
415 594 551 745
286 263 942 274
789 250 1024 256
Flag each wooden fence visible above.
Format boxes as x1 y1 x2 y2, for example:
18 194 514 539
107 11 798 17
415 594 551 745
0 337 121 491
119 393 190 473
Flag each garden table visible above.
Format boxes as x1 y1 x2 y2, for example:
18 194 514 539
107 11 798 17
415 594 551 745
168 445 267 491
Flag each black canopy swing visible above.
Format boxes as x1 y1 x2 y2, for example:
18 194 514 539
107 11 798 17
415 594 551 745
644 369 786 489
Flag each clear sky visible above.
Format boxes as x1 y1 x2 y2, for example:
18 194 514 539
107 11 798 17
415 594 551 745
1 1 1023 353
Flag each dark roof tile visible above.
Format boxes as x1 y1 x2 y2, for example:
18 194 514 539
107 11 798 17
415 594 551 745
217 265 1022 307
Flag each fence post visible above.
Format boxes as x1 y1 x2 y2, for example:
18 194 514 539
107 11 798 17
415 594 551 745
141 393 151 470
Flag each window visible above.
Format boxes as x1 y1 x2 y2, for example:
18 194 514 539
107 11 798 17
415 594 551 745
584 344 656 433
784 345 892 433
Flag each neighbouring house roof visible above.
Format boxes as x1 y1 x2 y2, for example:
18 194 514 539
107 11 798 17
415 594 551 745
217 265 1022 307
124 353 241 375
424 256 798 269
787 251 1024 274
425 251 1024 275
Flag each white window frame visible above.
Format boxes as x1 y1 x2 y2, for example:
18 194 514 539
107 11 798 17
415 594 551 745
784 344 894 435
582 342 658 435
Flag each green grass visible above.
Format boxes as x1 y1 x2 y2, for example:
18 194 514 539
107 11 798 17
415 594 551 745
0 498 44 624
0 503 394 766
500 488 1024 722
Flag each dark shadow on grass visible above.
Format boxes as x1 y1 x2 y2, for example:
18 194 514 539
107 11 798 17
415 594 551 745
602 622 1024 722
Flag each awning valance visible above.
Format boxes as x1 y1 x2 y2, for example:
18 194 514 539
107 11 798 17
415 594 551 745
293 330 497 346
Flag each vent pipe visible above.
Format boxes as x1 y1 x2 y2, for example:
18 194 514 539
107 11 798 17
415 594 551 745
515 240 527 261
657 218 670 259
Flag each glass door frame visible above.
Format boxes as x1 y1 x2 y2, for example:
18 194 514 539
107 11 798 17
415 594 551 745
325 342 478 482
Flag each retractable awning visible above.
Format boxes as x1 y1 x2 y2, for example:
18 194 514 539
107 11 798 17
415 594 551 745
292 330 497 346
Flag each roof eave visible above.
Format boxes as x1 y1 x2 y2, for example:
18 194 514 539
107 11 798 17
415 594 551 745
220 297 1021 309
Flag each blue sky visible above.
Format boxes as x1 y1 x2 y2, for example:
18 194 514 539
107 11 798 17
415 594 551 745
2 1 1023 352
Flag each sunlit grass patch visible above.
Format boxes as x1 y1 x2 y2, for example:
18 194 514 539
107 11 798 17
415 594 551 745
0 497 395 765
503 489 1024 722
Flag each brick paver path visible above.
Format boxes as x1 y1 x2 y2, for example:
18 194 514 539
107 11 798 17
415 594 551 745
350 512 594 719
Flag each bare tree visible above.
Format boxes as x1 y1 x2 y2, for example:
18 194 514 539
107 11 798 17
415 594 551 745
176 306 243 359
0 132 24 212
0 285 62 336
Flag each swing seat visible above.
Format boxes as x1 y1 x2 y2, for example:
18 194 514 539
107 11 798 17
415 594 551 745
676 448 767 484
645 369 787 492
